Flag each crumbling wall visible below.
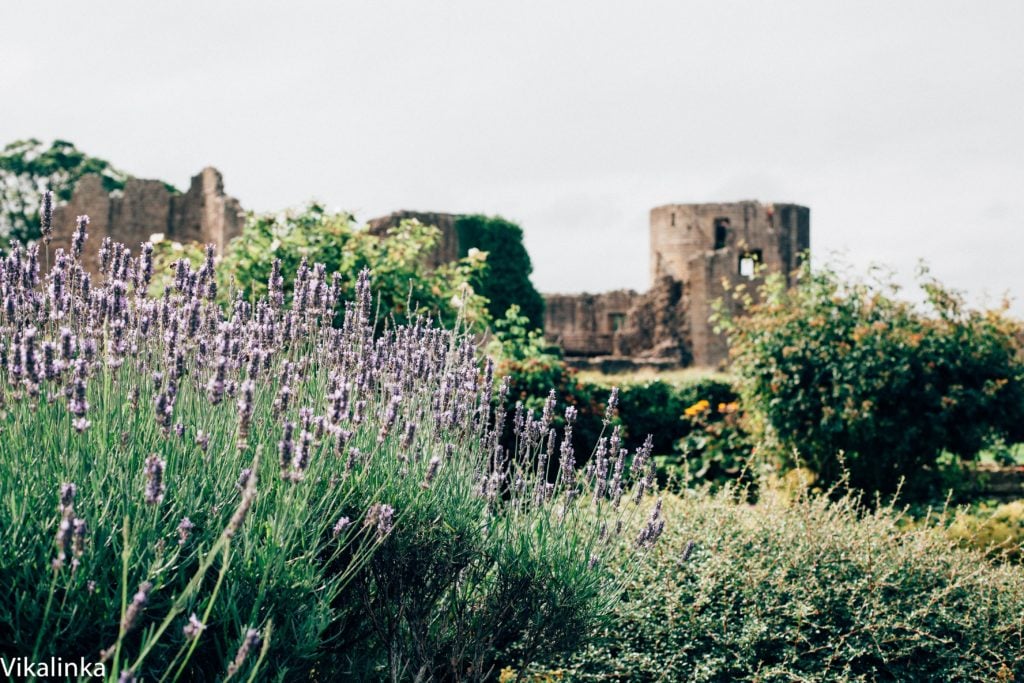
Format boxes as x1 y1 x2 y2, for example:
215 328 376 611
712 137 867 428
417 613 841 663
51 167 244 274
544 290 638 357
613 276 692 364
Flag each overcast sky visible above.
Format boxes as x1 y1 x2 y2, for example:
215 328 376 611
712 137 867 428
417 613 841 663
3 1 1021 313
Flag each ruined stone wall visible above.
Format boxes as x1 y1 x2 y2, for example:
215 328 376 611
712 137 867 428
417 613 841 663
366 211 462 269
51 167 244 273
613 276 692 364
544 290 639 357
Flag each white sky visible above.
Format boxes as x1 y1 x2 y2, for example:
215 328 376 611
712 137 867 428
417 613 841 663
2 1 1022 313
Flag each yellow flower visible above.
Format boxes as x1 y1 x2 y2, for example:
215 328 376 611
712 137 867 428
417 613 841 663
684 399 710 417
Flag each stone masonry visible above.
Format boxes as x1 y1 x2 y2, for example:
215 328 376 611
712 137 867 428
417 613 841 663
46 174 807 370
544 201 810 368
51 167 244 274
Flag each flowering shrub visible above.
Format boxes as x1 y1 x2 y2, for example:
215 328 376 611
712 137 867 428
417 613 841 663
721 263 1024 500
542 485 1024 682
671 396 753 484
0 209 661 680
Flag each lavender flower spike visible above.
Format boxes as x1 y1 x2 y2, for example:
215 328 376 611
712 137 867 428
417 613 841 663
121 581 153 634
71 216 89 260
143 454 166 505
40 190 54 244
226 627 263 677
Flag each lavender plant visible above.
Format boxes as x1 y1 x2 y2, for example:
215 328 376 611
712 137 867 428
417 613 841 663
0 211 660 681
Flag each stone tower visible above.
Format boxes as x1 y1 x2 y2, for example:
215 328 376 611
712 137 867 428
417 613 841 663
649 201 810 365
544 200 810 369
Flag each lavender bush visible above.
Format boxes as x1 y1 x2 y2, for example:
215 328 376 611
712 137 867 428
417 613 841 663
0 210 660 681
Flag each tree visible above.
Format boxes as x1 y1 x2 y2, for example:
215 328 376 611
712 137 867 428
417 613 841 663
0 138 130 243
455 214 545 329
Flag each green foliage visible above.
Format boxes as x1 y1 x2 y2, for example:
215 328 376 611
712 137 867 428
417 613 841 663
221 203 490 328
722 262 1024 500
488 307 611 464
0 138 131 242
456 214 545 328
545 486 1024 682
947 499 1024 560
616 378 739 457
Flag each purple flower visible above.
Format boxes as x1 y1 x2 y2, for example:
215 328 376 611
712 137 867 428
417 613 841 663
40 190 54 244
290 429 313 481
635 498 665 549
177 517 195 545
420 455 442 489
604 386 620 423
143 454 166 505
207 356 227 405
332 516 351 537
137 242 154 292
121 580 153 633
71 216 89 262
364 503 395 539
226 628 262 677
182 613 205 640
278 422 295 477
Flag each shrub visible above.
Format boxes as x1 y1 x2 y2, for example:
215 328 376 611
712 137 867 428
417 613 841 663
947 499 1024 560
221 203 490 328
723 263 1024 500
671 394 753 484
546 485 1024 682
455 214 545 329
596 377 751 486
0 228 662 679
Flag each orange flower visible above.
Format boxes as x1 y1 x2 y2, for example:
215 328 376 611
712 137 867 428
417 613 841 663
684 399 711 418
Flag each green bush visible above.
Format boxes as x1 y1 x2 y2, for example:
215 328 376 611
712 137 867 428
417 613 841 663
221 203 490 328
670 393 753 485
723 263 1024 500
455 214 545 329
547 485 1024 682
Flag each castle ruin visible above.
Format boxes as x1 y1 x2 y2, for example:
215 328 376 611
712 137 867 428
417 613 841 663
51 167 244 274
47 169 809 369
544 201 810 368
